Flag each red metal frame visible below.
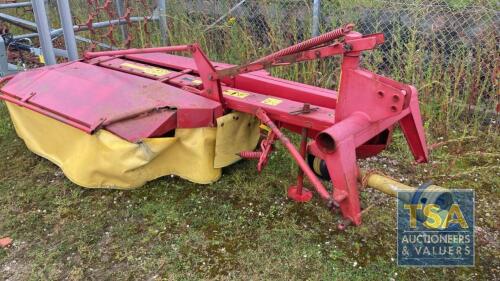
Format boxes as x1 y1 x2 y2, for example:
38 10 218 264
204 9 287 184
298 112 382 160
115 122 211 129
0 25 429 227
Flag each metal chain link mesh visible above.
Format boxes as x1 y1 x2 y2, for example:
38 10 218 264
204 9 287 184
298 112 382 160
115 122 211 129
321 0 498 52
164 0 497 58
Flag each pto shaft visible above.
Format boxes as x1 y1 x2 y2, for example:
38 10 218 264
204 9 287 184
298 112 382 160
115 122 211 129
361 171 453 209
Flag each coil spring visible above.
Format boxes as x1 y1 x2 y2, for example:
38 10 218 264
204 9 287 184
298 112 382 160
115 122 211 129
252 24 354 64
239 151 262 159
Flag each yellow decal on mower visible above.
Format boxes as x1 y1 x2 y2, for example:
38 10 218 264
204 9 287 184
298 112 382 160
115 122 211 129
191 79 202 85
223 89 250 98
261 98 282 106
120 62 170 76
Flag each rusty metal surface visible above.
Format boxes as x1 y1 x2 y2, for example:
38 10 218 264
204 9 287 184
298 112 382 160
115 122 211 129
1 61 221 141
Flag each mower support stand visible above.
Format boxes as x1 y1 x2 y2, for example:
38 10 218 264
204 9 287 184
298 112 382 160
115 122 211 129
288 127 313 202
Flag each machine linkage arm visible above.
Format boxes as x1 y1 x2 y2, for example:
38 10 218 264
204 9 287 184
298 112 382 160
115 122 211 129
83 44 225 106
253 108 334 206
215 30 384 79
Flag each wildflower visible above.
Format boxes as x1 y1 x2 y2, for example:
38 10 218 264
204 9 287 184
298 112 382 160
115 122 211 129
227 17 236 26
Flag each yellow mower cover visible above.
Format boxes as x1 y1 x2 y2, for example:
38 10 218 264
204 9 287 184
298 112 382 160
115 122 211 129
6 102 260 189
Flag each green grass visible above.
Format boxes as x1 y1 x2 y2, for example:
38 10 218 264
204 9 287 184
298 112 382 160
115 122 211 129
1 0 499 280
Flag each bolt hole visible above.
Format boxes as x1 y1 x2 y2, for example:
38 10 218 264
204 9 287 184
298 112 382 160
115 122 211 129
392 95 400 102
390 106 398 112
377 91 385 98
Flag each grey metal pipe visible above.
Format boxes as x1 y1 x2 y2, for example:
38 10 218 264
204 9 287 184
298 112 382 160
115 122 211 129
32 46 69 58
53 48 68 58
0 13 38 31
31 0 56 65
75 36 118 50
52 16 158 37
312 0 321 37
0 36 8 76
44 0 51 30
156 0 168 45
14 15 156 41
8 63 19 71
0 1 33 9
13 33 39 40
56 0 78 60
114 0 128 40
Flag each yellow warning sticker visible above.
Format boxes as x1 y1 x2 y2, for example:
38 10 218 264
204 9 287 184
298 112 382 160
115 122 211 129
121 62 170 76
191 79 202 85
261 98 282 106
223 89 250 99
259 124 271 132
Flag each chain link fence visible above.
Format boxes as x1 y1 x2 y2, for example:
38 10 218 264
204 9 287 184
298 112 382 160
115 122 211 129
164 0 498 125
165 0 497 58
323 1 497 51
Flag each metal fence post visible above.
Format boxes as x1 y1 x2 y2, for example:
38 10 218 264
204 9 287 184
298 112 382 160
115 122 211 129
44 0 51 29
56 0 78 61
114 0 128 40
31 0 56 65
0 36 8 76
157 0 168 45
312 0 320 37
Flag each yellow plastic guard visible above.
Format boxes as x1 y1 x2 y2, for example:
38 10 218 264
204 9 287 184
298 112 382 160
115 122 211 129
214 112 260 168
5 102 260 189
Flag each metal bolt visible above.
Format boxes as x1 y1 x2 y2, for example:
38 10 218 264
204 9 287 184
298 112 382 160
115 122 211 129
343 44 353 52
303 103 311 113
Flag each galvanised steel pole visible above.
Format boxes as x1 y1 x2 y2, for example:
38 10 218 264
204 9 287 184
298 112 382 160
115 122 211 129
157 0 168 45
56 0 78 60
0 1 33 9
0 36 8 76
312 0 321 37
114 0 128 40
31 0 56 65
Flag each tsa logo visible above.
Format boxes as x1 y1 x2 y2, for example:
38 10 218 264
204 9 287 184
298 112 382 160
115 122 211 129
397 188 474 266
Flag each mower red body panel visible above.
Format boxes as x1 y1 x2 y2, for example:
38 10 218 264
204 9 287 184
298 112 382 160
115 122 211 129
1 61 222 142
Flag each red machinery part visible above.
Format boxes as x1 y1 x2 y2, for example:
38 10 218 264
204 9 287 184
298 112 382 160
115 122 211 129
0 25 429 227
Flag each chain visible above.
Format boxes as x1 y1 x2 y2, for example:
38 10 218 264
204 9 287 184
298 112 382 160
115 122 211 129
139 0 153 48
71 0 154 51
